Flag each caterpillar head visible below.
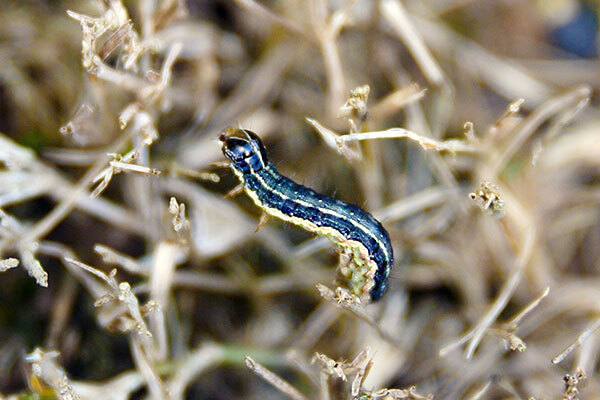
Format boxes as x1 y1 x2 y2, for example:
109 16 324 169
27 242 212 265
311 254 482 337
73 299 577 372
219 128 268 173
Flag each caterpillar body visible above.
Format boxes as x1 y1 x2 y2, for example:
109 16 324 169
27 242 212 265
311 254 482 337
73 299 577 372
219 128 393 301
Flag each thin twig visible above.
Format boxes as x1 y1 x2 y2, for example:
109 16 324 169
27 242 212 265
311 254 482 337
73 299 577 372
504 287 550 329
167 343 224 400
336 128 476 153
553 318 600 365
308 118 475 157
233 0 310 40
317 284 401 347
491 86 591 175
464 227 536 358
379 0 448 88
370 84 427 120
16 130 135 247
245 356 309 400
310 0 349 113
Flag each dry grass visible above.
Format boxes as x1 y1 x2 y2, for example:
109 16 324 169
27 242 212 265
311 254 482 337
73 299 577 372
0 0 599 399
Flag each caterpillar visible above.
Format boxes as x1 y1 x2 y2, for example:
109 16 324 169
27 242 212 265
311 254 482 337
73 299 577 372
219 128 393 301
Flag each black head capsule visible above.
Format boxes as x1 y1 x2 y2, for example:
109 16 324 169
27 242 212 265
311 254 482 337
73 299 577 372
219 128 269 173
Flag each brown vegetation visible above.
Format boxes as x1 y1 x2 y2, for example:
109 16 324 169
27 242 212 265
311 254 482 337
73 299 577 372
0 1 599 399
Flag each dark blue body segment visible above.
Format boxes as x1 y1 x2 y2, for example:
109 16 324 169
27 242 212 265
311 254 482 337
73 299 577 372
370 262 390 301
247 163 393 301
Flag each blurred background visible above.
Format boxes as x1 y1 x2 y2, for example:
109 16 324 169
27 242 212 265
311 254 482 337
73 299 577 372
0 0 599 399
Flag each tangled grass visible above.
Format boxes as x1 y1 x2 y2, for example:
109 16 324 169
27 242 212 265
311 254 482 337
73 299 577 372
0 1 599 399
